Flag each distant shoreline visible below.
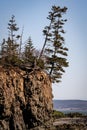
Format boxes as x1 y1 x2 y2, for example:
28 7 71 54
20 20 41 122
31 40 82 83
54 109 87 115
53 99 87 101
53 99 87 115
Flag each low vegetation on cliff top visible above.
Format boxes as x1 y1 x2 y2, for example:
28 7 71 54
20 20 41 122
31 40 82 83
0 5 69 83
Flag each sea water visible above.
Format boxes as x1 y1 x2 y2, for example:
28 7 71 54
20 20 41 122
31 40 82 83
53 100 87 115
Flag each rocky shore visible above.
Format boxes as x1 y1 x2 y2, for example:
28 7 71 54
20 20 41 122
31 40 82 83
24 116 87 130
53 117 87 130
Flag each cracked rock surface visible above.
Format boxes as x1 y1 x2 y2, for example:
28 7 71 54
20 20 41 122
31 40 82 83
0 66 53 130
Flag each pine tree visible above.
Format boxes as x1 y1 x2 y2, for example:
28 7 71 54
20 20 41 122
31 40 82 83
40 6 69 83
6 15 20 65
23 37 35 66
0 15 21 65
8 15 19 41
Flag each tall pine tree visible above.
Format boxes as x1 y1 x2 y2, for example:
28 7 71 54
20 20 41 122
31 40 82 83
5 15 20 65
40 6 69 83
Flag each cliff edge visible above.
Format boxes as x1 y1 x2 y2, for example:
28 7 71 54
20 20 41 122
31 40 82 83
0 66 53 130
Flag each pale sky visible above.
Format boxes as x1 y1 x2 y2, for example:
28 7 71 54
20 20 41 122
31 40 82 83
0 0 87 100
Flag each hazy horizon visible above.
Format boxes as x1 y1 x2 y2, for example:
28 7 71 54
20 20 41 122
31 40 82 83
53 99 87 101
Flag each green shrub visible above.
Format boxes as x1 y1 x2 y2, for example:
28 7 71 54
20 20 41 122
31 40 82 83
52 110 65 119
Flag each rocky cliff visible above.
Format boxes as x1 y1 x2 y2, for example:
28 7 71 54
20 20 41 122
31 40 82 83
0 66 53 130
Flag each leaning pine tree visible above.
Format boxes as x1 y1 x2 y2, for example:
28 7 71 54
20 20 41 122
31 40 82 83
39 6 69 83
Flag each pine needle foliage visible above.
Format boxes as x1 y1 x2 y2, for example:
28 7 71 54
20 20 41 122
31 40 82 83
40 6 69 83
0 15 20 65
0 6 69 84
23 37 35 66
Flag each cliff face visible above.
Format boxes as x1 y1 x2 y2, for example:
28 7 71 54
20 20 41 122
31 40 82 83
0 66 53 130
